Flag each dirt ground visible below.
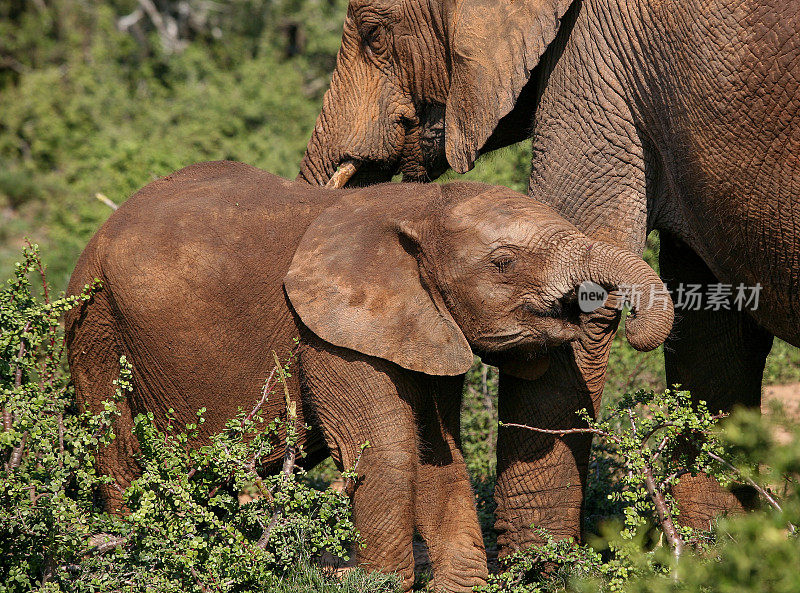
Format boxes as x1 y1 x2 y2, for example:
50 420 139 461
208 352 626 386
763 382 800 446
763 382 800 415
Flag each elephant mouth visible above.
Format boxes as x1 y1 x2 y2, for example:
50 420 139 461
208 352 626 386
479 331 528 349
324 103 448 189
515 294 584 346
325 154 438 188
521 291 583 324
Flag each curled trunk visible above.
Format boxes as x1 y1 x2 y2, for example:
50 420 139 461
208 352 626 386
566 239 674 351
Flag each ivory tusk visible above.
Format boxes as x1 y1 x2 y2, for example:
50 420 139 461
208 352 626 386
325 161 359 189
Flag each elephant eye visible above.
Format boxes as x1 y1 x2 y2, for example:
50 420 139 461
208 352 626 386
362 24 385 53
492 257 515 274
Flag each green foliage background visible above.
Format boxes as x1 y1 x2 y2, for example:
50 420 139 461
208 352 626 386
2 2 800 590
2 0 798 385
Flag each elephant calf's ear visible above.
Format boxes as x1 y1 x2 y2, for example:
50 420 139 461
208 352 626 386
284 188 473 376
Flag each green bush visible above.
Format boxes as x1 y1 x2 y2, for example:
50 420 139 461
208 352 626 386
1 242 112 591
2 243 800 592
479 388 800 593
0 244 398 593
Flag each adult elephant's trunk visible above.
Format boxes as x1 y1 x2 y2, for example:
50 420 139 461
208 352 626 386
565 239 674 352
297 91 340 186
296 55 409 188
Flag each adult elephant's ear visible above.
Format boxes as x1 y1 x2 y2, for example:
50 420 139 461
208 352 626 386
284 185 473 376
445 0 576 173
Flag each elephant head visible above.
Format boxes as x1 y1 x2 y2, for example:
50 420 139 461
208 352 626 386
285 183 673 374
297 0 572 187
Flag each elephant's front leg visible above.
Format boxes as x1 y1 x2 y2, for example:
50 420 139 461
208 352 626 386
350 444 417 585
299 337 417 589
414 376 488 592
494 310 618 555
659 232 771 529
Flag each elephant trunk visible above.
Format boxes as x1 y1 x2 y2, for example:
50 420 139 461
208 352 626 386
297 57 402 188
297 112 387 188
565 238 674 352
298 106 337 186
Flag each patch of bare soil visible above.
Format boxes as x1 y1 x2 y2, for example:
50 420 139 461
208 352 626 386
763 383 800 415
763 383 800 444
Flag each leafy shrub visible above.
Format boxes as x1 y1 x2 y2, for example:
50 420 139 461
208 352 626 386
484 387 800 593
478 529 603 593
0 245 398 593
1 242 112 591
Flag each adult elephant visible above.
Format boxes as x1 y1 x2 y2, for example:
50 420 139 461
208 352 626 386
298 0 800 554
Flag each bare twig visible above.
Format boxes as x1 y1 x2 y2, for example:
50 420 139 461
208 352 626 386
8 433 26 471
117 8 144 31
481 364 495 452
622 356 647 394
206 370 282 496
500 422 619 443
257 352 297 549
6 322 32 471
95 193 118 211
58 413 64 468
190 567 209 593
13 323 29 389
80 534 129 557
642 465 684 559
274 351 297 482
29 240 50 304
343 444 368 497
659 469 690 491
651 434 671 464
706 451 795 534
135 0 185 53
244 366 278 424
0 55 28 74
627 408 638 435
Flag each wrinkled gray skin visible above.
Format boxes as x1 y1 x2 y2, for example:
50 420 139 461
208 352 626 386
299 0 800 554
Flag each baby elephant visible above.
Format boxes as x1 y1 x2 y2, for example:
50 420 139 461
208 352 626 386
66 161 672 592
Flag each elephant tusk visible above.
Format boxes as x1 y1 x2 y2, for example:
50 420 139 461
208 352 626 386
326 161 359 189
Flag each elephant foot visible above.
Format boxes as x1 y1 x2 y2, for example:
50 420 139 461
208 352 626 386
357 551 415 592
428 540 488 592
494 482 584 558
673 473 758 531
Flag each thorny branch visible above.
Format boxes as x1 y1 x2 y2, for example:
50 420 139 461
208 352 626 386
500 422 618 443
706 451 796 535
5 321 32 472
343 443 369 497
257 351 298 549
643 465 683 559
205 360 285 499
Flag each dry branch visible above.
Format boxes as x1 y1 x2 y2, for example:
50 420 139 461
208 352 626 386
257 352 298 549
500 421 617 443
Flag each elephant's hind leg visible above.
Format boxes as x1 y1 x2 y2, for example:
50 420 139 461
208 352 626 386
660 232 771 529
66 282 141 513
413 376 488 592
